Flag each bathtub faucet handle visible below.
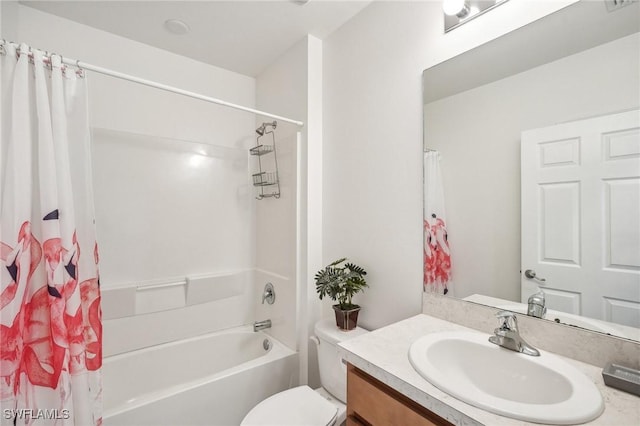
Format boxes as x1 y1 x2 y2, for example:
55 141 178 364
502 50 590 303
262 282 275 305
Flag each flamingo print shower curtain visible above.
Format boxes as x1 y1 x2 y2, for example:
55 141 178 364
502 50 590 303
0 43 102 425
423 151 452 295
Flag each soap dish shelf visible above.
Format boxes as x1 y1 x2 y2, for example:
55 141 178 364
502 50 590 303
249 145 274 156
602 363 640 396
252 172 278 187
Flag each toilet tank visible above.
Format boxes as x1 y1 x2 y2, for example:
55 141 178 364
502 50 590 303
314 319 368 403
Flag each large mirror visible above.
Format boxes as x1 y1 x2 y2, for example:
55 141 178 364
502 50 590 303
422 0 640 341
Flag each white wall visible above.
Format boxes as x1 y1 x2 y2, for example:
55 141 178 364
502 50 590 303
425 33 640 301
13 6 254 146
13 5 258 355
1 1 19 41
255 34 323 387
323 0 577 330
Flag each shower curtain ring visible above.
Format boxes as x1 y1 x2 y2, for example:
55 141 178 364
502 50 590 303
44 51 54 70
75 59 85 78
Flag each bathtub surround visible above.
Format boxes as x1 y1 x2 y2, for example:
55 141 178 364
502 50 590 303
92 128 256 356
102 282 254 357
7 5 266 358
100 270 253 355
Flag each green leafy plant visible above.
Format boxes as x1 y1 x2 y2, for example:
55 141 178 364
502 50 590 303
315 258 368 310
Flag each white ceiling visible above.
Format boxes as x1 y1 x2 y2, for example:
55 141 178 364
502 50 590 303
19 0 372 77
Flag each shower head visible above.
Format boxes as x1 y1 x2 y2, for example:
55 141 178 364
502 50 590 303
255 121 277 136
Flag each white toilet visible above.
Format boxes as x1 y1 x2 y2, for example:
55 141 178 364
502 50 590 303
241 318 368 426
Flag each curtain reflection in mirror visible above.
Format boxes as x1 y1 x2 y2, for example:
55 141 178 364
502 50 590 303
423 151 452 295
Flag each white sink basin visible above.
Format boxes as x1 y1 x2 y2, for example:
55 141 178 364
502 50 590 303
409 331 604 424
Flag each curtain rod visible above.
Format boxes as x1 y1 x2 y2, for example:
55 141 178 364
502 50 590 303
0 40 305 127
72 58 305 127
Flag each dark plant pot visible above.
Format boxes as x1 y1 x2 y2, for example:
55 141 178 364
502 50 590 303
333 305 361 330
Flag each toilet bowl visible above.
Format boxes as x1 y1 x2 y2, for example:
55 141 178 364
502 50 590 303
240 319 368 426
240 385 343 426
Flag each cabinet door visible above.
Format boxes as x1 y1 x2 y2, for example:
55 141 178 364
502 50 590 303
346 364 451 426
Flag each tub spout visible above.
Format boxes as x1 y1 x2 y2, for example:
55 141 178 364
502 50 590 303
253 319 272 332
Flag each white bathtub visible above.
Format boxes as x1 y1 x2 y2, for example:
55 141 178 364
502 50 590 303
103 326 298 425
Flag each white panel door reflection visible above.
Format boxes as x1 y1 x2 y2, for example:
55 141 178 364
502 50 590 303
521 110 640 327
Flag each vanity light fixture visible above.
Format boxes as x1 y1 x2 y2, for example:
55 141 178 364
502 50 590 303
444 0 510 33
443 0 470 18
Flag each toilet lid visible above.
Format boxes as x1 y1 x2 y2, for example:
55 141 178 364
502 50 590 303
241 385 338 426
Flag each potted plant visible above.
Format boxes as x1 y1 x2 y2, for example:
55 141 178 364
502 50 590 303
315 258 368 330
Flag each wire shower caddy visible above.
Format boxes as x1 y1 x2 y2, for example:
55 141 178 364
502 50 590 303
251 121 280 199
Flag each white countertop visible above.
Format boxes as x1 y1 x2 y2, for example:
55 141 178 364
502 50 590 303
337 314 640 426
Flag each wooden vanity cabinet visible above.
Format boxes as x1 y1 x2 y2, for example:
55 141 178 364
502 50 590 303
346 364 452 426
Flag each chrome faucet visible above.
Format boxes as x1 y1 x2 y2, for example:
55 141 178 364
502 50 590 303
488 311 540 356
527 290 546 319
262 282 275 305
253 319 272 332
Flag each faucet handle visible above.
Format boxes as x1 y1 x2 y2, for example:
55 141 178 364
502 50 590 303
495 310 516 318
527 290 547 318
495 310 518 331
489 310 540 356
262 282 275 305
